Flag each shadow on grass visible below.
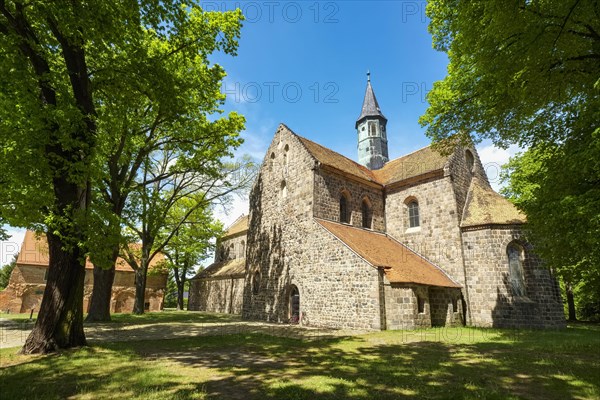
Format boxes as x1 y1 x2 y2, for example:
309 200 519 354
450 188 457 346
96 311 241 325
1 327 598 399
112 327 600 399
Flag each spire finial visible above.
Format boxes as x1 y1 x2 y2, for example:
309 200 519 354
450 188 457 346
367 70 371 82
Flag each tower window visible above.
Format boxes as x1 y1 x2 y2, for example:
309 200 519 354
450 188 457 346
507 242 526 297
408 201 420 228
368 121 377 136
340 192 350 223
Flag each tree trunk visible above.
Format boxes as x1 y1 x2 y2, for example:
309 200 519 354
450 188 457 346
20 232 87 354
86 264 116 322
86 243 120 322
133 266 148 314
566 282 577 321
176 284 184 311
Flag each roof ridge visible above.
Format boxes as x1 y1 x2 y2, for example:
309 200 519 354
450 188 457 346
385 144 434 164
290 130 377 178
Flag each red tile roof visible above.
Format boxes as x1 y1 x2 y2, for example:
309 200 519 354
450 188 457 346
286 124 449 186
316 219 460 288
17 230 165 272
192 258 246 280
461 177 526 227
223 215 249 238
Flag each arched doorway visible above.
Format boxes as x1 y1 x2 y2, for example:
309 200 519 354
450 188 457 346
114 291 135 313
289 285 300 324
20 287 43 313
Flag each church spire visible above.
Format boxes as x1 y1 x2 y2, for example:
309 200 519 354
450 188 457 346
356 72 389 170
356 71 387 129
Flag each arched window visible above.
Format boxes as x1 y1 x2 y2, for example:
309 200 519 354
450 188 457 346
284 144 289 166
465 150 474 174
252 270 261 295
361 198 372 229
340 192 350 223
280 180 287 199
229 243 235 260
239 241 245 258
408 201 420 228
507 242 526 297
269 152 275 171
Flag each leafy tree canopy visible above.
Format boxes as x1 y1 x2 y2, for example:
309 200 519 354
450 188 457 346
421 1 599 149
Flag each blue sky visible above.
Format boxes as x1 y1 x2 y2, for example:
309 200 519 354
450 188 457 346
0 1 520 265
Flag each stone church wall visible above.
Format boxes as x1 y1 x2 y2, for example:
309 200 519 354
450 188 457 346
189 276 244 314
429 287 464 327
215 234 247 263
383 284 430 330
461 226 565 328
242 126 382 329
446 145 489 223
313 170 385 231
386 175 466 288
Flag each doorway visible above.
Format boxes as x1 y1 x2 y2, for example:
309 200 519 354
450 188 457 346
289 285 300 324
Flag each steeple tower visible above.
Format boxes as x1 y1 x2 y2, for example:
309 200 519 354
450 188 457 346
356 72 388 170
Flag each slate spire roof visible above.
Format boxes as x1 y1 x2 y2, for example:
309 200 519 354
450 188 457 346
356 72 387 128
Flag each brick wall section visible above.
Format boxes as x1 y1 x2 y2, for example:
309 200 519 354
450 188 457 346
462 226 565 328
0 264 166 314
189 276 244 314
313 169 385 231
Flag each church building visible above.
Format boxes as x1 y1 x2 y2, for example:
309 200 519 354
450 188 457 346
189 76 565 330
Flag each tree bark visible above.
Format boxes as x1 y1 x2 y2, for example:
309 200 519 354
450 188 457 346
566 282 577 321
86 264 116 322
176 284 185 311
133 266 148 314
20 232 87 354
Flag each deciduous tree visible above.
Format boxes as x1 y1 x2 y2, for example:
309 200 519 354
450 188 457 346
0 1 244 352
85 4 244 321
162 198 223 311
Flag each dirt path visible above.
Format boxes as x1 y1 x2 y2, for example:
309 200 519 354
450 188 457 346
0 318 365 350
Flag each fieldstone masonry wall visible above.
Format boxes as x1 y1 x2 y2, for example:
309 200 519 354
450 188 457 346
313 170 385 231
462 226 565 328
243 127 382 329
189 276 244 314
386 176 466 289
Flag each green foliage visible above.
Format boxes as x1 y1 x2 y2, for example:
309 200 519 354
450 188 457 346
421 1 600 148
0 254 17 290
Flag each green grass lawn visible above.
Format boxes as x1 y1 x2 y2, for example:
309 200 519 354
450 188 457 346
1 324 599 399
0 310 240 325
